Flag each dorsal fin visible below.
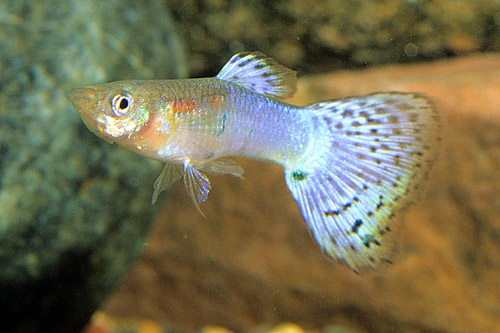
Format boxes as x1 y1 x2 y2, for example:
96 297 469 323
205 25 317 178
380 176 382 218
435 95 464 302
216 51 297 98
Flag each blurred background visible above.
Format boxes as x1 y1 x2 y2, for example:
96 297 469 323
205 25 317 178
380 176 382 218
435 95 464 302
170 0 500 75
1 0 500 332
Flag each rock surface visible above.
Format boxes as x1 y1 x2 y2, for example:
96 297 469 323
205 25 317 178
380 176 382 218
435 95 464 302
0 1 186 332
102 54 500 332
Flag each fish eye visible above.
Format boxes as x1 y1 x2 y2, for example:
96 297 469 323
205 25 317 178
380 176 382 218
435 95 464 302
111 93 133 116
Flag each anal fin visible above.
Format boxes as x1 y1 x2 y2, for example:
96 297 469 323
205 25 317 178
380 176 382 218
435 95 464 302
201 158 244 178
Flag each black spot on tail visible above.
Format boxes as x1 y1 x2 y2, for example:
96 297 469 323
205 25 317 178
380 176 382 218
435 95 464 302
352 219 363 233
291 170 308 182
324 209 340 217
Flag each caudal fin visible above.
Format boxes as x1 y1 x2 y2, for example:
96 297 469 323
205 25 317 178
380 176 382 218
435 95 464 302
285 93 440 272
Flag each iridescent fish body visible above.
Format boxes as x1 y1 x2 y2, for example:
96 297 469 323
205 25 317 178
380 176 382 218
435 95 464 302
68 52 440 272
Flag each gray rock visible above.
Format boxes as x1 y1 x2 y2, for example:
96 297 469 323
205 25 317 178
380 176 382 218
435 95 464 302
0 0 186 331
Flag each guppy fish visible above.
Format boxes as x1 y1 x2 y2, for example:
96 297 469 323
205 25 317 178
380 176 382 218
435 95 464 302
68 52 440 272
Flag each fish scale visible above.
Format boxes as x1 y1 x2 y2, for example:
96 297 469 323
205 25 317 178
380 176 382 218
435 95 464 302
68 52 440 272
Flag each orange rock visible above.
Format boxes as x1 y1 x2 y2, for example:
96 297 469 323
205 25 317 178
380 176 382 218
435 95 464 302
102 54 500 332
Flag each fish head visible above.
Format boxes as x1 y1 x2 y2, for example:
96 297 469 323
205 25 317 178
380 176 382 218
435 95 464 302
67 81 152 144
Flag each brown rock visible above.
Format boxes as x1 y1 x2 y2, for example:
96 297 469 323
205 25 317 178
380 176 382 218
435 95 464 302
101 54 500 332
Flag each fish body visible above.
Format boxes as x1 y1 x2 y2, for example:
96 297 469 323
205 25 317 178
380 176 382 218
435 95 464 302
75 78 311 168
68 52 440 271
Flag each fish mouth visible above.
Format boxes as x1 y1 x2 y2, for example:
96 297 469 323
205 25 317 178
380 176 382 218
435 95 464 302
67 87 97 113
67 87 100 131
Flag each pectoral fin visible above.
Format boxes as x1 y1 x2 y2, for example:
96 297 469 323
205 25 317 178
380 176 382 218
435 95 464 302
152 163 184 204
183 161 211 217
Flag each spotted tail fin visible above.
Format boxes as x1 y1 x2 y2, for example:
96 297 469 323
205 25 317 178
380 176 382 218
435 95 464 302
285 93 440 272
